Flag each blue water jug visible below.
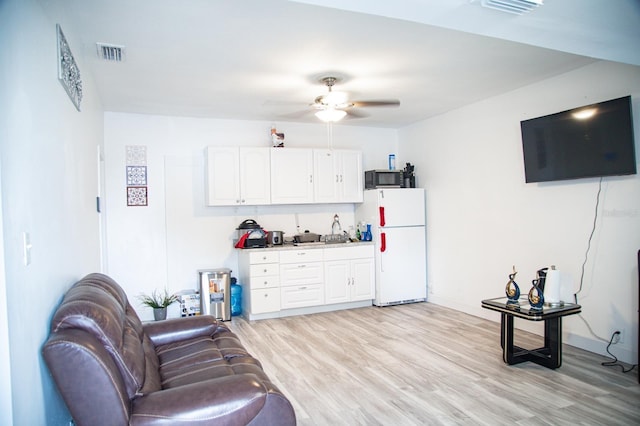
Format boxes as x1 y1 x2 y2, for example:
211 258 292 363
230 279 242 316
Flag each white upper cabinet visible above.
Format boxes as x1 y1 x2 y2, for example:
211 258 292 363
313 149 363 203
270 148 314 204
205 147 270 206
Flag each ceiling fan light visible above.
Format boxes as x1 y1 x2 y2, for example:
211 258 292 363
315 109 347 122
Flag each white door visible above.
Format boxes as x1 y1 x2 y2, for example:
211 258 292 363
351 258 374 301
339 150 363 203
377 188 425 227
205 147 240 206
325 260 350 304
376 226 427 304
313 149 338 203
239 147 270 205
271 149 314 204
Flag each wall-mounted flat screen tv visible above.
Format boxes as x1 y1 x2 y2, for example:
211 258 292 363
520 95 636 183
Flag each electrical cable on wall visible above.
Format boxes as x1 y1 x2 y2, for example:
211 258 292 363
574 177 603 304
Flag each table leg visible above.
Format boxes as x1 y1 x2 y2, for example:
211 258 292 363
500 313 563 369
544 316 562 368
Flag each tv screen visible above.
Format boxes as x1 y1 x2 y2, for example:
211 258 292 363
520 96 637 183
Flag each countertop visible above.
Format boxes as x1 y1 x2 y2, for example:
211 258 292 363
236 240 374 252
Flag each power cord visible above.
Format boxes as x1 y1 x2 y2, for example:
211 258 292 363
574 176 603 304
601 331 638 374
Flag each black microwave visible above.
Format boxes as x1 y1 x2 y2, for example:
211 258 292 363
365 170 403 189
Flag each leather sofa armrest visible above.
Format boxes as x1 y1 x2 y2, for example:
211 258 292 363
143 315 218 346
130 374 267 426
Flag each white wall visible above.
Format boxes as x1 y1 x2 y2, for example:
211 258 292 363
0 0 104 424
104 113 397 320
400 60 640 364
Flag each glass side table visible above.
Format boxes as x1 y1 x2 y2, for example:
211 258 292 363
481 297 581 369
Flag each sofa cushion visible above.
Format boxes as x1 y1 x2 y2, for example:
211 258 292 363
50 273 156 398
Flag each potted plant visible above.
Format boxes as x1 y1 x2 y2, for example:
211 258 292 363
138 289 179 321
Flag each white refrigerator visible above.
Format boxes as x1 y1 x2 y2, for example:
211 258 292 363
356 188 427 306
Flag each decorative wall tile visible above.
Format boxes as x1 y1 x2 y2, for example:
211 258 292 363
126 145 147 166
127 186 148 206
126 166 147 186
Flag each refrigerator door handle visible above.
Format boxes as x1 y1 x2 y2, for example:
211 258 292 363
379 207 385 227
380 232 386 252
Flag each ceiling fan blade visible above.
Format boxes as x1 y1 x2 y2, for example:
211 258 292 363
279 109 314 119
352 100 400 107
345 109 369 119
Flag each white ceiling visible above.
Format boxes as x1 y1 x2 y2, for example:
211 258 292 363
42 0 640 128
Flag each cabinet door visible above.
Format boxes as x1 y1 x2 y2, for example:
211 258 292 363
313 149 338 203
351 258 374 301
251 288 281 314
205 147 240 206
239 147 271 205
324 260 350 304
271 148 314 204
338 150 363 203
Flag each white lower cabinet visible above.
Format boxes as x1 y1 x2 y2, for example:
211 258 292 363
238 244 373 319
238 251 280 315
324 245 375 304
279 249 324 309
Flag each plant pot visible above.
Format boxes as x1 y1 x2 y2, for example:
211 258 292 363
153 307 167 321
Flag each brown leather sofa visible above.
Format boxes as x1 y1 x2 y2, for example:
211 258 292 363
42 273 296 426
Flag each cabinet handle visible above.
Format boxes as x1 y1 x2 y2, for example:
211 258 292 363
263 281 268 286
263 269 268 273
340 174 343 183
335 175 339 183
297 264 306 268
309 175 313 183
264 293 269 298
299 286 307 290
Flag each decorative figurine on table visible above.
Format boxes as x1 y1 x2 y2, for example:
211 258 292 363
505 265 520 303
528 278 545 310
535 267 548 293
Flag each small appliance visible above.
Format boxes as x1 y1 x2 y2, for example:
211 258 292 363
365 169 403 189
268 230 284 246
234 219 266 248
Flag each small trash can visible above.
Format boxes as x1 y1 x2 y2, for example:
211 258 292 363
198 268 231 321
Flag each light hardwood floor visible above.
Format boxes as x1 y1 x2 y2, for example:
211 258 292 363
227 302 639 426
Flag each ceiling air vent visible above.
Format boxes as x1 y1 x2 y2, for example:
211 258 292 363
96 43 125 62
481 0 543 15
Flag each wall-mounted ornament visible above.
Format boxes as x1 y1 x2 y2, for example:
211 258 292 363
126 145 147 166
56 24 82 111
126 166 147 186
505 265 520 303
127 186 148 206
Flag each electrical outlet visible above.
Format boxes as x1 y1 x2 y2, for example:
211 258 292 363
611 329 625 345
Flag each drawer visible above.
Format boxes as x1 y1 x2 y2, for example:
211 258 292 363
248 251 279 264
279 249 323 264
280 262 324 287
251 288 280 314
324 244 373 261
249 263 279 277
281 284 324 309
249 275 279 290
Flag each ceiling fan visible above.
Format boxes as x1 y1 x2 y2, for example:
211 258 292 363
311 76 400 122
